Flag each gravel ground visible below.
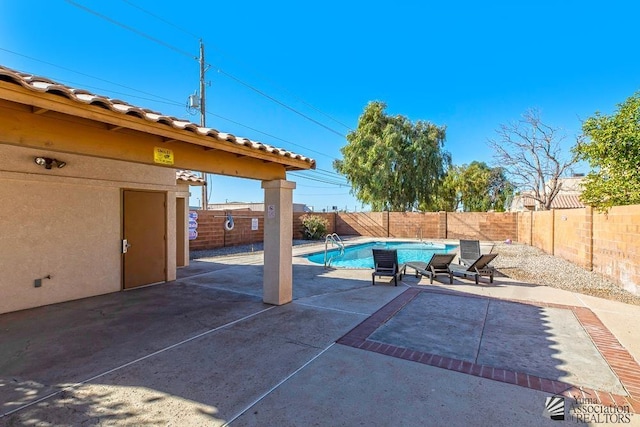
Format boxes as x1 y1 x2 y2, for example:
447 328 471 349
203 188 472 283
191 240 640 306
491 242 640 306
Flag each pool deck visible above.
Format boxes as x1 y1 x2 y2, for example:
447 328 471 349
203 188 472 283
1 238 639 426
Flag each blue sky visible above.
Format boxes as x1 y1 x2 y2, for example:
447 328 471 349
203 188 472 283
2 1 639 211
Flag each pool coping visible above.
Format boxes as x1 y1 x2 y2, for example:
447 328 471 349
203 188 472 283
336 286 640 413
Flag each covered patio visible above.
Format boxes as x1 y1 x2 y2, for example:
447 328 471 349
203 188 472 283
0 64 314 314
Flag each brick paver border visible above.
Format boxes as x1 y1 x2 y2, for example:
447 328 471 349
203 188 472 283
336 287 640 413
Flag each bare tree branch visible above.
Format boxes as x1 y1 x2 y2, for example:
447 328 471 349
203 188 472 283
488 109 578 210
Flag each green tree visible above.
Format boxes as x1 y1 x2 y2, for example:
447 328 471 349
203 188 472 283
434 165 461 211
438 162 513 211
574 93 640 211
334 101 450 211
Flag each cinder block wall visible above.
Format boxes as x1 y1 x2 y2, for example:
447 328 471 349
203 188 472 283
189 210 264 250
592 205 640 295
188 206 640 295
553 208 593 269
388 211 417 238
523 204 640 295
190 210 519 250
388 212 445 239
517 212 533 245
446 212 517 241
531 210 554 253
336 212 387 237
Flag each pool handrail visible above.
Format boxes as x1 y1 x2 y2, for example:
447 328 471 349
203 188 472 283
324 233 345 268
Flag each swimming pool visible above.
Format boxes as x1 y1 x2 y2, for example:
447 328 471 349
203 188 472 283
306 241 458 268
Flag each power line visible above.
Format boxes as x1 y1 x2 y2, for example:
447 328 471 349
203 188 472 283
296 184 347 188
215 68 346 138
65 0 196 60
122 0 351 132
3 53 355 201
296 193 352 196
303 170 349 184
207 111 338 160
1 46 345 165
314 167 348 180
289 172 348 186
1 52 355 189
0 47 184 107
120 0 199 40
66 0 348 139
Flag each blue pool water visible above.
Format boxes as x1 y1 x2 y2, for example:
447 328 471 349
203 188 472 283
306 241 457 268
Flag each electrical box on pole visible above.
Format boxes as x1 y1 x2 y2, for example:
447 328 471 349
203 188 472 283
185 40 210 211
188 92 200 109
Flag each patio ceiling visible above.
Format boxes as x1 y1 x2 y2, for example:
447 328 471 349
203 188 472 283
0 65 315 181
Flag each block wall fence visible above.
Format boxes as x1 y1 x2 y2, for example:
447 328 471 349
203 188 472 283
189 206 639 295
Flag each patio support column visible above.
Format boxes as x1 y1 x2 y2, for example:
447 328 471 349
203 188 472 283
261 179 296 305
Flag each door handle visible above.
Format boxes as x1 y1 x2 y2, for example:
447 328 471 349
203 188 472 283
122 239 132 253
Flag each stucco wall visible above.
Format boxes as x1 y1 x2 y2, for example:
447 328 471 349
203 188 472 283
0 144 178 313
0 178 121 313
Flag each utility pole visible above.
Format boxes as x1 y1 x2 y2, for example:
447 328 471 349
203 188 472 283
199 39 209 210
199 40 206 127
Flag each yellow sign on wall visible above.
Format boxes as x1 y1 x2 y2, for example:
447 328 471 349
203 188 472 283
153 147 174 165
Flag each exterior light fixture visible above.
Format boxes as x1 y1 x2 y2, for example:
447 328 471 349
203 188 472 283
34 157 66 169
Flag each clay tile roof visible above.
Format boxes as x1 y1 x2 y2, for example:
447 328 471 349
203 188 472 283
520 194 585 209
176 170 205 185
0 65 315 169
550 194 585 209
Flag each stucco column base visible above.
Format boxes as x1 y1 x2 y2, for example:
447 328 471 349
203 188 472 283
262 179 296 305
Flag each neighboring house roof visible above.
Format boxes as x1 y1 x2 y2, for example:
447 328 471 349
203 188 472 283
522 198 535 208
511 176 587 211
0 65 315 170
176 170 205 185
518 194 586 210
549 194 585 209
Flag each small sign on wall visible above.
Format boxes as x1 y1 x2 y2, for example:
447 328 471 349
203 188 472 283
153 147 174 165
267 205 276 218
251 218 259 230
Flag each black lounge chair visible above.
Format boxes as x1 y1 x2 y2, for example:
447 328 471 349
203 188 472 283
459 239 481 266
448 253 498 284
405 253 456 284
372 249 405 286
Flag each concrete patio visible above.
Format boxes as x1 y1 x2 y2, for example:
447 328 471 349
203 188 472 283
1 240 639 426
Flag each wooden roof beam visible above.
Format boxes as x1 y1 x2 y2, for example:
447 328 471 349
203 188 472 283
31 106 48 115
